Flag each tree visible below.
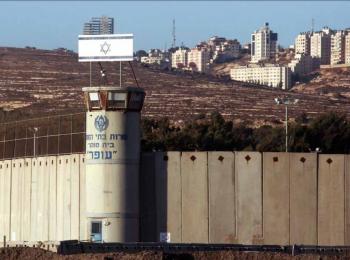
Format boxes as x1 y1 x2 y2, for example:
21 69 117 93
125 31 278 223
177 63 185 69
306 112 350 153
135 50 147 60
188 62 197 71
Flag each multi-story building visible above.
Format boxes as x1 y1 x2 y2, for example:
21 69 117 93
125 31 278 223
295 32 311 55
330 30 346 65
251 23 278 63
310 28 332 65
187 48 210 72
230 64 292 90
83 16 114 35
344 32 350 64
212 39 241 63
171 48 189 69
288 53 320 76
140 49 171 70
199 36 241 63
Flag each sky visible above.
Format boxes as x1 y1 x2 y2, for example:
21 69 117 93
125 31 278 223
0 1 350 51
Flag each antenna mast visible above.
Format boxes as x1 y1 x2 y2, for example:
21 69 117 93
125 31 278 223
172 19 176 48
311 18 314 32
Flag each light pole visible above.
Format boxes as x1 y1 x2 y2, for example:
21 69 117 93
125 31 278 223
28 127 39 157
274 97 299 152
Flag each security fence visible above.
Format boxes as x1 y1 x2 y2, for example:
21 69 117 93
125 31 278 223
0 113 86 160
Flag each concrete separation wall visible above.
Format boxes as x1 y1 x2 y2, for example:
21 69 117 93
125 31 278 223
289 153 317 245
154 152 182 243
181 152 208 243
208 152 235 243
235 152 262 245
263 152 289 245
1 151 350 246
0 154 86 244
318 154 345 246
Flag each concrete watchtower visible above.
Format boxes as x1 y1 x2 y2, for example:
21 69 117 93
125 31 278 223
82 86 145 242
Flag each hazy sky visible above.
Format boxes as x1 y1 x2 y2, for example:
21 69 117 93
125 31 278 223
0 1 349 51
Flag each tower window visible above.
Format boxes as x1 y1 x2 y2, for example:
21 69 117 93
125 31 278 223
88 92 101 110
107 92 127 109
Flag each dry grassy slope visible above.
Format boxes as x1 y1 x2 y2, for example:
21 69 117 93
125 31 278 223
292 66 350 99
1 47 350 125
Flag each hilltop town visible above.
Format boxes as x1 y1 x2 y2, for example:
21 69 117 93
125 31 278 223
138 22 350 91
0 17 350 126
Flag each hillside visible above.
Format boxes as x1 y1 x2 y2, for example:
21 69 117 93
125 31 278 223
292 66 350 98
1 47 350 126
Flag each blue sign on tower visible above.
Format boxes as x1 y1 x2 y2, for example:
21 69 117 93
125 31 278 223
94 115 109 132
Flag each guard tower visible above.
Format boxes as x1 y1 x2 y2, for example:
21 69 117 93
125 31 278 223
82 86 145 242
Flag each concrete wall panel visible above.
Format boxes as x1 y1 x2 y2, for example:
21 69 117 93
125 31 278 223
56 156 65 241
48 157 57 241
37 157 49 241
139 153 157 242
10 160 19 241
10 159 25 241
3 161 12 241
155 152 181 243
30 159 38 241
79 154 87 241
22 159 32 241
0 161 5 239
318 154 345 245
208 151 235 243
70 154 80 240
290 153 317 245
18 159 26 241
181 152 208 243
263 152 289 245
235 152 262 244
63 156 72 240
346 155 350 245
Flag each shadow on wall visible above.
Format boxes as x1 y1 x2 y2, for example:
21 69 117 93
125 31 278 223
139 151 350 246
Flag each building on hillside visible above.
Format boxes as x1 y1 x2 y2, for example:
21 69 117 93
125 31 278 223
310 27 332 65
288 53 320 76
187 48 210 72
83 16 114 35
251 23 278 63
295 32 311 55
171 48 189 69
230 64 292 90
331 30 346 65
346 33 350 64
344 29 350 64
140 49 170 70
199 36 241 63
212 39 241 63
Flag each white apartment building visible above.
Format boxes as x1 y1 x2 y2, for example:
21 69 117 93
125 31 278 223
345 33 350 64
288 53 320 76
187 48 210 72
200 36 241 63
295 32 311 55
171 48 188 69
212 39 241 62
230 64 292 90
310 28 332 65
331 31 346 65
251 23 278 63
141 56 163 64
140 49 170 65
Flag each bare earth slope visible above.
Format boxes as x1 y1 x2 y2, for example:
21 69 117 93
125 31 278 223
1 47 350 125
292 66 350 98
0 247 346 260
